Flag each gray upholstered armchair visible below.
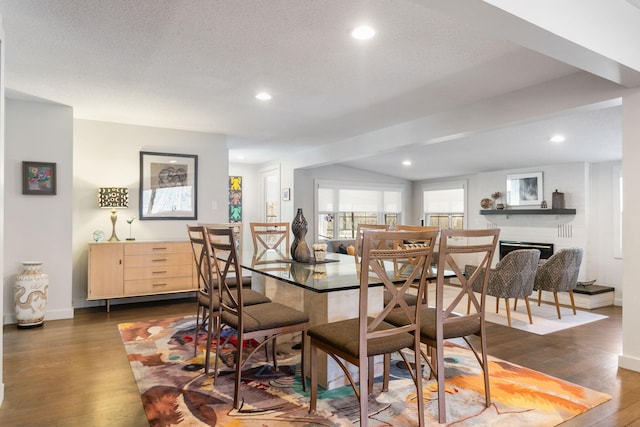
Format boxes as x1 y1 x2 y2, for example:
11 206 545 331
533 247 584 319
465 249 540 327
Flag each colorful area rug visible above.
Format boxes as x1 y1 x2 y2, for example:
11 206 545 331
119 316 610 426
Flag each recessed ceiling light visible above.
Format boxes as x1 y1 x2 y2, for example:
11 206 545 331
236 155 245 160
351 25 375 40
255 92 272 101
402 160 412 166
549 135 566 143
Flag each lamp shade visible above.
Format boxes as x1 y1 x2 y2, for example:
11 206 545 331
98 187 129 208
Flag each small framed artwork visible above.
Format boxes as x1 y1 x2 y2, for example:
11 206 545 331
22 161 57 195
139 151 198 220
282 188 291 201
506 172 543 206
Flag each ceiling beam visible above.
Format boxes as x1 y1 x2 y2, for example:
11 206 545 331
414 0 640 87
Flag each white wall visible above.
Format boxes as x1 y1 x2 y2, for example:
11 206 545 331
4 99 74 323
589 161 623 304
412 161 622 303
620 89 640 371
0 21 6 404
73 120 229 309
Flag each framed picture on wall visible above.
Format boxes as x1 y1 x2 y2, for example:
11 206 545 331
506 172 543 206
282 187 291 201
22 161 57 195
139 151 198 220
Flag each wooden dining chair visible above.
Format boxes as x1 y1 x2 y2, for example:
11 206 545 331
187 225 270 378
250 222 290 258
387 227 500 423
308 229 438 427
393 225 440 280
353 224 389 266
205 226 309 409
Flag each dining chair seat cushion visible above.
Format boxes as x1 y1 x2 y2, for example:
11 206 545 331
386 307 480 340
198 288 271 307
221 302 309 333
307 317 415 358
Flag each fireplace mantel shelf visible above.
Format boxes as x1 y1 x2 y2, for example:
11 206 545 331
480 208 576 215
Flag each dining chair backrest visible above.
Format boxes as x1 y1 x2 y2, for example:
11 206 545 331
250 222 290 258
354 224 389 265
435 228 500 321
187 225 214 298
393 225 440 280
205 226 244 316
361 229 438 334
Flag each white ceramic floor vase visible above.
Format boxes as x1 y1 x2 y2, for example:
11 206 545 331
15 261 48 328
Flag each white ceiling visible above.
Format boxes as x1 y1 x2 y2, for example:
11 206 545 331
0 0 632 180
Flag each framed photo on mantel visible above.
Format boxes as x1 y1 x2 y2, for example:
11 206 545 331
506 172 543 206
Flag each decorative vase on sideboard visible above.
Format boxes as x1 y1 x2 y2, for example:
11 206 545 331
15 261 49 328
291 208 311 262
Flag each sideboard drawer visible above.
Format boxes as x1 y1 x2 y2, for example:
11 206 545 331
124 252 193 268
124 264 194 281
124 276 194 296
124 242 191 256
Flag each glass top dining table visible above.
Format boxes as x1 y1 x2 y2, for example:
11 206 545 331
240 248 449 293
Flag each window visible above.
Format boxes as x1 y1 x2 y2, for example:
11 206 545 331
423 182 466 230
316 182 403 240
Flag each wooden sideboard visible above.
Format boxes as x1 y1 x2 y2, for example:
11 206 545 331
88 240 195 311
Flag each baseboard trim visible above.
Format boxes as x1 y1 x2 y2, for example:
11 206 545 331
619 354 640 373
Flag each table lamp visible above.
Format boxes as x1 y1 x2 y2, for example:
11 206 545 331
98 187 129 242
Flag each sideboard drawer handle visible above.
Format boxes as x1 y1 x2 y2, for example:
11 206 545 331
152 247 168 251
152 283 167 288
152 271 167 274
152 258 167 262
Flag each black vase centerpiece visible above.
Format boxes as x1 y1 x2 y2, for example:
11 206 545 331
291 208 310 262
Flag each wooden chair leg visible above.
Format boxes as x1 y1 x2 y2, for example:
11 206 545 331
537 289 542 306
480 334 491 408
495 297 499 314
382 354 390 392
368 356 374 394
513 297 518 311
360 355 370 427
300 331 307 392
309 344 318 412
553 292 562 319
436 344 446 423
233 331 244 409
568 290 577 315
504 298 512 327
524 296 533 324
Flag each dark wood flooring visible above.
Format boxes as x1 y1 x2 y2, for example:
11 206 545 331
0 299 637 426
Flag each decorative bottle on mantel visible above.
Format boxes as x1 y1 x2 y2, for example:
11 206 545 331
552 189 565 209
291 208 311 263
15 261 49 328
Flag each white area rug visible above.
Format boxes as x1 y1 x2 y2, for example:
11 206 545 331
439 286 608 335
